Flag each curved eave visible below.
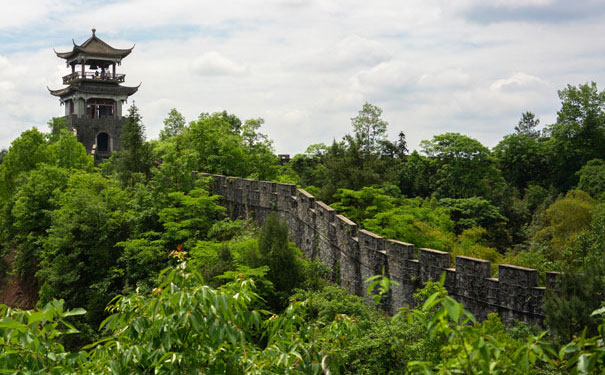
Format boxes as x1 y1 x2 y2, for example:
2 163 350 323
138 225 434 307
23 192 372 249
126 83 141 96
48 86 71 97
48 84 140 97
54 48 73 59
54 48 133 60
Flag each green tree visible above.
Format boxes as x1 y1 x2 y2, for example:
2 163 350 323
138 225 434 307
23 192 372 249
241 118 280 180
493 133 546 191
48 130 94 171
351 102 389 155
515 111 541 137
158 186 226 249
0 128 49 201
258 213 302 304
398 150 435 198
0 300 87 374
159 108 186 140
532 190 596 265
37 172 134 330
363 198 455 251
46 117 69 143
5 166 71 276
117 103 153 185
330 186 396 224
438 197 510 250
544 258 605 344
176 111 279 180
545 82 605 191
289 143 329 188
420 133 505 201
576 159 605 198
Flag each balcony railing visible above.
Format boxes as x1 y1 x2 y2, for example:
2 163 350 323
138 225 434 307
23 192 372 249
62 71 125 84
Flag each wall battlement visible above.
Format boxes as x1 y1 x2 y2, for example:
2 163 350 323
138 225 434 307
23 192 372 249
203 173 556 325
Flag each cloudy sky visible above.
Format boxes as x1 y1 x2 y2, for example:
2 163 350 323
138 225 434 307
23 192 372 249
1 0 604 154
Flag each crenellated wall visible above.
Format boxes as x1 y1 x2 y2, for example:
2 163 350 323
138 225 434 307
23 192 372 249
203 173 557 325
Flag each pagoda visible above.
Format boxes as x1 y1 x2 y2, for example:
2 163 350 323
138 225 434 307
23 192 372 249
49 29 139 159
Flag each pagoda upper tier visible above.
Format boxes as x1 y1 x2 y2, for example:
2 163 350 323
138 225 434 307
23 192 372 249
54 28 133 65
49 29 138 100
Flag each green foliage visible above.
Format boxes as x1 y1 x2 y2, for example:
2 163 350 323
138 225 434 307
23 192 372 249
6 165 70 275
291 285 378 327
576 159 605 198
164 111 279 181
331 186 396 224
0 128 50 201
420 132 506 202
158 186 225 249
544 258 605 343
572 203 605 268
159 108 186 140
292 104 401 202
115 237 167 294
555 308 605 374
366 267 400 306
344 317 440 375
363 198 455 251
406 291 553 374
289 143 329 188
351 102 389 155
398 150 435 198
493 132 546 191
37 172 134 329
451 227 503 272
93 261 265 374
258 213 302 304
0 300 86 374
545 82 605 191
46 117 69 143
438 197 507 235
116 103 153 185
532 190 596 264
438 197 510 251
48 130 94 171
1 261 358 374
515 111 541 138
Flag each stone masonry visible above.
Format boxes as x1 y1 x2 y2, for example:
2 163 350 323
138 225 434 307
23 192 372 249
202 173 558 325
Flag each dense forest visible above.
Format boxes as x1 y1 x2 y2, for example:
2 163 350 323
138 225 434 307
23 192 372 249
0 82 604 373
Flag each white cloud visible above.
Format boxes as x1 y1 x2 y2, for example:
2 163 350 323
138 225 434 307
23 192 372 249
290 35 391 72
190 52 249 76
490 72 546 91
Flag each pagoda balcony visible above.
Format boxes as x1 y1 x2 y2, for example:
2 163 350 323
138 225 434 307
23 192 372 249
62 71 125 84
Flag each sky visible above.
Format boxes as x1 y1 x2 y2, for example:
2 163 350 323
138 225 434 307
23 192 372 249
1 0 604 155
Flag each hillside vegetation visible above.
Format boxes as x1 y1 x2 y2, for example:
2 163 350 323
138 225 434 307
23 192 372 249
0 83 604 373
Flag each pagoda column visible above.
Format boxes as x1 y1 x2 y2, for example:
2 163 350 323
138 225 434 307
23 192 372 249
116 100 123 118
81 59 85 77
112 63 116 79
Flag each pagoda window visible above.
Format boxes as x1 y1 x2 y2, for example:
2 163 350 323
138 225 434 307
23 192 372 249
97 132 110 152
69 100 74 114
86 99 115 119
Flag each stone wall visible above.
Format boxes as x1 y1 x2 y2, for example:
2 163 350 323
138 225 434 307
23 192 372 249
66 114 124 155
203 173 556 325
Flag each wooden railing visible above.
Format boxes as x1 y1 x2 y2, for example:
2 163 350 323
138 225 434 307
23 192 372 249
62 71 125 84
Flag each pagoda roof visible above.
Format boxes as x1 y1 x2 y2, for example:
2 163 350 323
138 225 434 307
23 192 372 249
55 29 134 60
48 82 140 98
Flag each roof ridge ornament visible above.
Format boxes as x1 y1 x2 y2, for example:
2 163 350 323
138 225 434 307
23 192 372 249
92 28 96 37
